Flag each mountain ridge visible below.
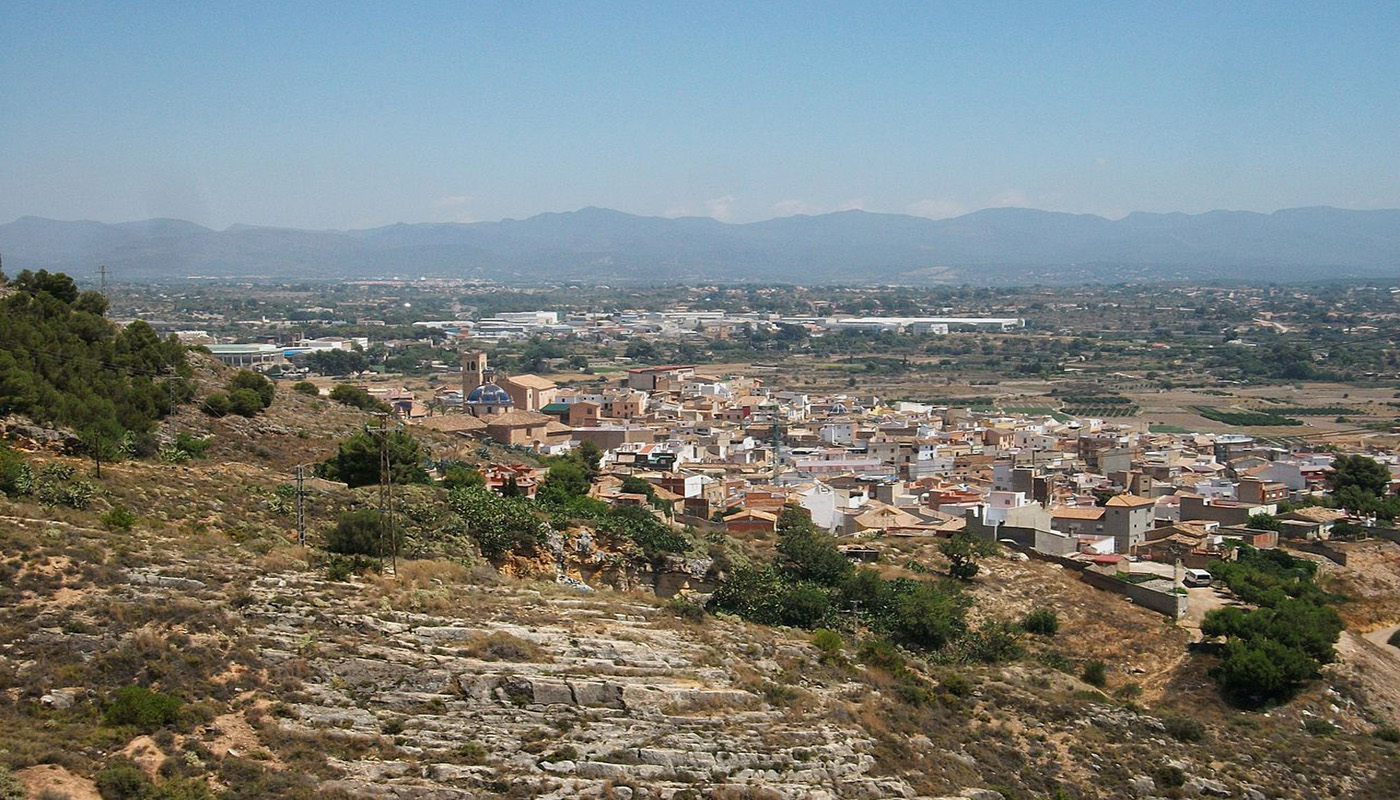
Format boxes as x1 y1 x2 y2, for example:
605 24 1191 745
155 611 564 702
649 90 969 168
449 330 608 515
2 205 1397 283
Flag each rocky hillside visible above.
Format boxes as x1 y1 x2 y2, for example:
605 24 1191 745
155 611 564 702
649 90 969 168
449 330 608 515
3 413 1400 798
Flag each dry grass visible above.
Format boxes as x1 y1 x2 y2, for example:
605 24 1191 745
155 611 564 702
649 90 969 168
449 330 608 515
459 632 550 663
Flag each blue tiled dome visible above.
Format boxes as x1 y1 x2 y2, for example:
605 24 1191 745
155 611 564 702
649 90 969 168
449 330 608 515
468 383 513 405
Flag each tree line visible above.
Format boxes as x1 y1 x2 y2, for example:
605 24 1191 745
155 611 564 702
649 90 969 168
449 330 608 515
0 269 193 455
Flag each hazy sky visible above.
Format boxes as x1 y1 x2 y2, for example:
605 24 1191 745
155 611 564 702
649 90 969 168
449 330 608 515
2 1 1397 229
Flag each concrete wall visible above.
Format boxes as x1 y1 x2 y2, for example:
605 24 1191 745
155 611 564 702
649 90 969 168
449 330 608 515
1080 570 1189 619
1368 526 1400 546
1283 540 1350 566
1016 545 1188 619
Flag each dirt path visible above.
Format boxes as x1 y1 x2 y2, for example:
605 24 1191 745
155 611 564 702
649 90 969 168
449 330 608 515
1363 623 1400 650
1179 585 1239 641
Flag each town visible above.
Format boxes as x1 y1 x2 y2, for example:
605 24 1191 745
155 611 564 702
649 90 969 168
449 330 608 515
4 3 1400 797
94 278 1396 621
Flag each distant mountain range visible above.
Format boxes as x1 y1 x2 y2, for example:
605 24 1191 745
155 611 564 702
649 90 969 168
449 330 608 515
1 206 1397 284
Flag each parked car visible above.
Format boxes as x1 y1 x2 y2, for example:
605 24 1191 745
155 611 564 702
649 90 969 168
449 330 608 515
1183 568 1213 587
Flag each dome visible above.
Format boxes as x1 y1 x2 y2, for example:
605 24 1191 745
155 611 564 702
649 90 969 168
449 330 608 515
468 383 513 405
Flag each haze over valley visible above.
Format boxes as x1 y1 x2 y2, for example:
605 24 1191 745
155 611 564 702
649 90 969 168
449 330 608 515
3 205 1398 283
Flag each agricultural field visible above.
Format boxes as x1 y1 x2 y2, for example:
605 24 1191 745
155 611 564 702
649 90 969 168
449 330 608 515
1193 406 1305 426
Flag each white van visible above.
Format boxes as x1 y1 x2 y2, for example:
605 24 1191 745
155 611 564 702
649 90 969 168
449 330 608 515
1183 568 1213 587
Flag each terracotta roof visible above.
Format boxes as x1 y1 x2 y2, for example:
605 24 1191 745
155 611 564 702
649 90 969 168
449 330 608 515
1145 522 1211 543
1105 494 1156 508
725 509 778 522
485 409 554 428
854 505 924 530
1279 506 1349 524
1050 506 1105 520
415 414 487 432
504 373 558 390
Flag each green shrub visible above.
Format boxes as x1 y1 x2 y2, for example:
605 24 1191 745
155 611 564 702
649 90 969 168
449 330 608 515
201 392 232 417
39 462 75 481
1152 764 1185 789
857 638 907 674
776 511 852 585
965 621 1025 664
228 388 265 417
174 432 210 458
329 384 388 412
455 741 488 765
37 478 94 509
543 745 580 763
96 758 154 800
151 778 213 800
886 578 968 650
446 487 549 560
462 632 546 662
1037 649 1074 673
325 510 386 557
322 428 429 488
1373 725 1400 743
1387 629 1400 649
812 628 844 658
939 670 973 698
1213 633 1322 706
1162 715 1205 742
0 766 25 800
0 274 192 437
1081 659 1107 688
940 530 997 580
440 464 485 490
104 685 183 732
326 554 378 581
1022 607 1060 636
293 381 320 396
0 446 32 497
227 369 275 408
759 681 800 707
1303 718 1336 736
665 595 706 624
102 504 138 531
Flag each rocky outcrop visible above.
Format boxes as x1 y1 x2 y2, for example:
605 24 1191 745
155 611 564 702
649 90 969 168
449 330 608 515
243 572 904 798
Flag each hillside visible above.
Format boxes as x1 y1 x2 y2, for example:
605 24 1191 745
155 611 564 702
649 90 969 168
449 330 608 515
4 372 1400 798
3 206 1399 284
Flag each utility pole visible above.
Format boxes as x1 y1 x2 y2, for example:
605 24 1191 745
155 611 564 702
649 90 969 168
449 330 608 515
388 420 398 575
375 413 398 575
295 464 306 546
99 264 107 296
771 416 783 483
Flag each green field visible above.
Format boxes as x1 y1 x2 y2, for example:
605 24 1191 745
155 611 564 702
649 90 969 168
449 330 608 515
1193 406 1303 426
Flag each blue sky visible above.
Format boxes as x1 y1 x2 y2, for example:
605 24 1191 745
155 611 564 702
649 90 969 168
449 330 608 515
2 1 1397 228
